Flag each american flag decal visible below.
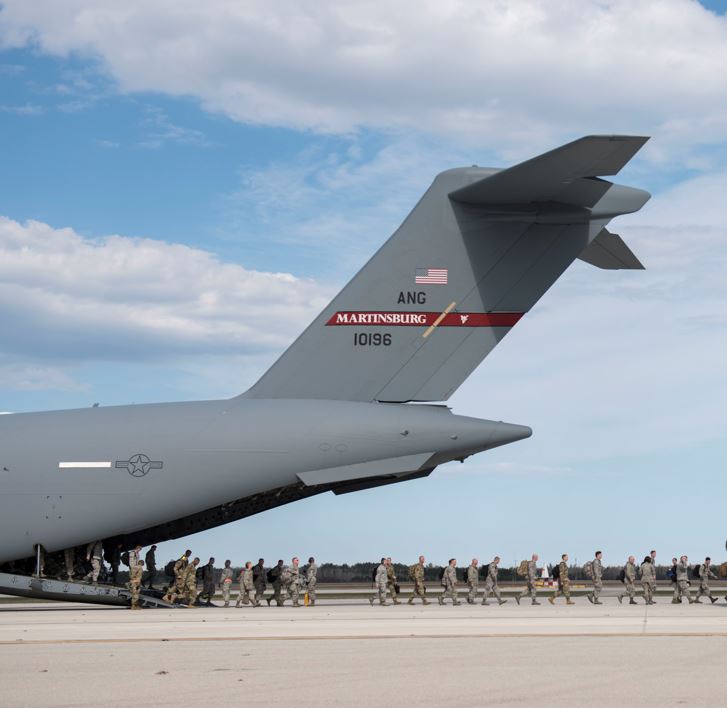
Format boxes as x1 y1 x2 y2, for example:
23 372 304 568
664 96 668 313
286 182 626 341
415 267 448 285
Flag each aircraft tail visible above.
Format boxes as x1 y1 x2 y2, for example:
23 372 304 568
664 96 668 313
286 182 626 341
245 135 650 403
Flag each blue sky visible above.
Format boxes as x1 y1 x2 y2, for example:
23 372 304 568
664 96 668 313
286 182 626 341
1 0 726 568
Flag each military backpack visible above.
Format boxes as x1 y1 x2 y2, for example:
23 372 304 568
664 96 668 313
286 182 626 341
583 560 593 579
120 551 130 567
551 564 560 581
280 567 292 585
408 564 417 581
516 560 528 577
618 568 626 583
693 564 702 579
164 560 176 578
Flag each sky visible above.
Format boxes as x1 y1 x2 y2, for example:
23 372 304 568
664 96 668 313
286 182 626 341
0 0 726 569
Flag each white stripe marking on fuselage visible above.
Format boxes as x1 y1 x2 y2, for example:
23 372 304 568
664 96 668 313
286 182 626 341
58 462 112 469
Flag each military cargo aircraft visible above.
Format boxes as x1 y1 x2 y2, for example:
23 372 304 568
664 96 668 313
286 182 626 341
0 135 650 602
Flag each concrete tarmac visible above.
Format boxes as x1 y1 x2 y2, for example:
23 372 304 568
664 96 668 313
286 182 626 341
1 598 725 706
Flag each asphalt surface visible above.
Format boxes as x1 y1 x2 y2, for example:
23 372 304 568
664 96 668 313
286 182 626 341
1 598 725 706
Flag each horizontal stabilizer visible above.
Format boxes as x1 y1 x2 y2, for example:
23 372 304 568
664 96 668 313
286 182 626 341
578 228 644 270
449 135 649 207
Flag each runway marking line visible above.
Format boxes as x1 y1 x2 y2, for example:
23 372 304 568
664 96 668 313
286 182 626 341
2 632 727 646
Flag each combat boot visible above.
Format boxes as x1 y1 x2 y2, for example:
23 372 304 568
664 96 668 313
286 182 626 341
481 600 489 606
266 597 272 606
453 600 461 606
498 599 507 605
629 599 637 605
693 599 702 604
594 600 603 605
407 597 414 605
671 599 680 604
392 598 400 605
369 597 375 606
548 597 555 605
566 600 575 605
617 594 623 604
422 599 430 605
379 600 388 606
514 596 520 605
711 597 718 604
438 597 444 605
223 602 229 608
532 600 541 605
586 594 594 604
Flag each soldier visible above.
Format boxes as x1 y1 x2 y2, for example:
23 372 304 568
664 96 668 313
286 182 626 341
108 543 122 585
220 560 234 607
439 558 460 605
143 545 157 589
369 558 389 606
587 551 604 605
618 556 639 604
675 555 694 604
516 554 540 605
384 557 400 605
549 554 575 605
266 559 284 606
407 555 430 605
163 550 191 603
128 560 144 610
669 557 680 602
306 557 318 606
63 547 75 581
129 544 142 570
84 540 103 584
695 557 719 604
183 557 201 607
236 561 259 607
199 557 216 606
466 558 479 604
482 556 506 606
640 555 656 605
252 558 267 604
282 557 301 607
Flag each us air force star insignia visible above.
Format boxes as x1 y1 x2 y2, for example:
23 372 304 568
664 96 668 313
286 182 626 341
115 453 163 478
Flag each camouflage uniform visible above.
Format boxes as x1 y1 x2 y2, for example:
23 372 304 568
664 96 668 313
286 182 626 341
253 563 267 604
283 565 301 607
183 563 199 606
695 563 718 603
84 541 103 584
675 560 693 604
482 563 505 605
144 548 157 588
127 563 143 609
220 566 234 607
129 548 140 570
518 560 539 605
269 565 283 606
370 563 389 605
199 562 216 604
590 558 603 604
640 560 656 604
408 563 429 605
619 561 638 604
466 564 479 604
550 561 573 603
236 567 258 606
386 564 399 605
438 565 460 605
307 562 318 605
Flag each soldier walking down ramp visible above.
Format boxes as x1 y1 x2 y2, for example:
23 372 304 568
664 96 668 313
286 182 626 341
220 560 234 607
640 555 656 605
199 557 216 606
549 554 575 605
586 551 604 605
128 560 144 610
618 556 639 604
183 557 201 607
516 554 540 605
695 557 719 604
236 561 259 607
407 555 430 605
482 556 506 605
675 555 694 604
306 557 318 606
266 560 284 606
438 559 460 605
253 558 267 605
83 540 103 584
386 557 400 605
370 558 389 606
143 545 157 589
163 550 191 603
466 559 479 604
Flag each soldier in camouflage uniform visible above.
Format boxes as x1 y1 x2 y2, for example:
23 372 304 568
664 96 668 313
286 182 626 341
128 560 144 610
220 560 234 607
267 559 284 606
675 555 694 604
482 556 506 605
236 561 259 606
438 559 460 605
164 550 191 602
549 553 575 605
167 556 199 606
587 551 604 605
385 557 400 605
369 558 389 606
466 558 479 604
199 557 216 606
695 557 719 604
618 555 639 604
516 554 540 605
640 556 656 605
84 540 103 584
306 557 318 606
407 555 430 605
129 544 142 571
281 557 301 607
253 558 267 604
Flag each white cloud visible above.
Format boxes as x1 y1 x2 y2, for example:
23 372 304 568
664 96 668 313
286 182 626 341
0 103 44 115
1 0 727 164
0 217 331 375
